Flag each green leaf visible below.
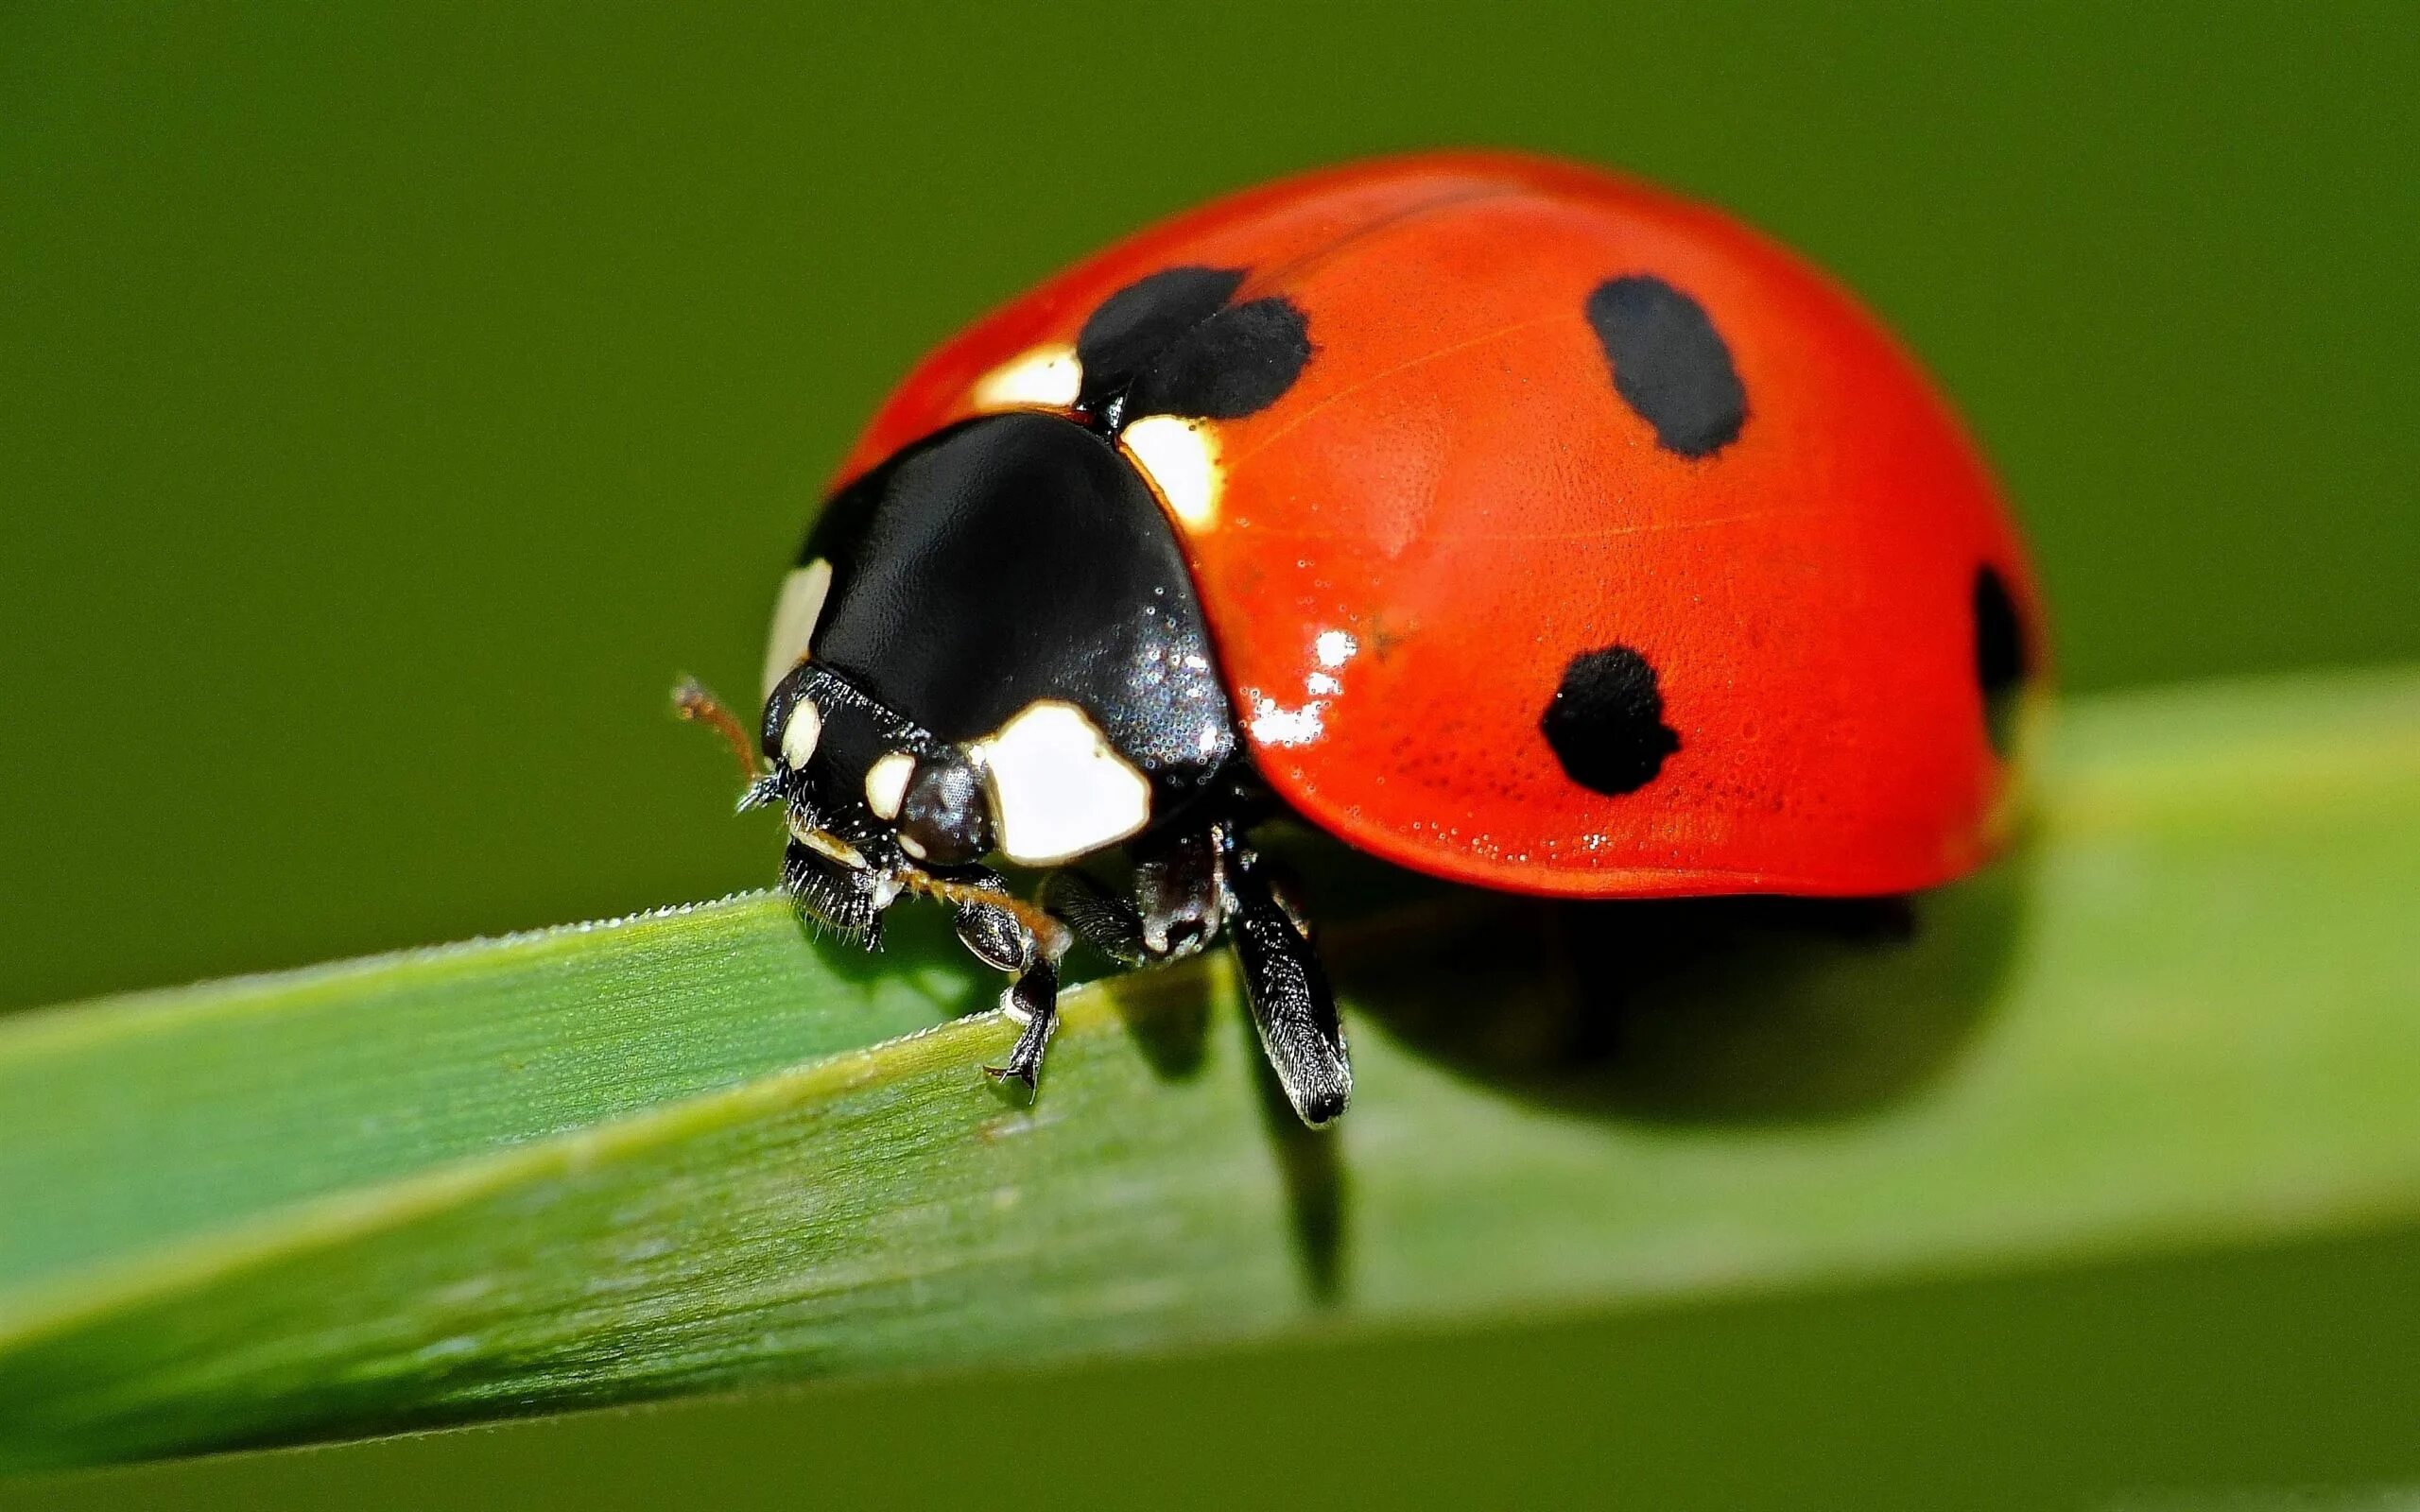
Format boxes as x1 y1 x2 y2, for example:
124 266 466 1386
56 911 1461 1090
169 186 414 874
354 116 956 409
3 669 2416 1470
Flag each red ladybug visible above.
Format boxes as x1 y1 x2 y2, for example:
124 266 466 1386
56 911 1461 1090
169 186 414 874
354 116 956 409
699 152 2044 1126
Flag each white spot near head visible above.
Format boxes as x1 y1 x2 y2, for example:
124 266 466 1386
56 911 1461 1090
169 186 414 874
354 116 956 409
971 700 1151 867
972 343 1083 412
762 558 834 697
1120 414 1222 529
1246 693 1323 748
780 698 822 770
863 749 915 820
1314 629 1357 668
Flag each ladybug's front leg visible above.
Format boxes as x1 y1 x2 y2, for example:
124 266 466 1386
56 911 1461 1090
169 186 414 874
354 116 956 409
921 866 1067 1091
988 956 1062 1090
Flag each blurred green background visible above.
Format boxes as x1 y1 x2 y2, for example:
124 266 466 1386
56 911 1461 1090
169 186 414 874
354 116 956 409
5 2 2415 1505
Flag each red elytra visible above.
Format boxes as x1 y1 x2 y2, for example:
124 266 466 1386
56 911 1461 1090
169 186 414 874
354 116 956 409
829 151 2046 900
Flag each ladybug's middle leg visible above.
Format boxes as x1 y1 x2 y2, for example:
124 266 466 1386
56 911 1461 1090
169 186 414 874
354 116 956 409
1220 826 1351 1127
1034 824 1350 1123
1040 826 1223 969
1131 828 1221 960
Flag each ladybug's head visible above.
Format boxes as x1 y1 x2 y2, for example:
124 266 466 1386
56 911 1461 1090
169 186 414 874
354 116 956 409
752 412 1238 885
755 660 995 872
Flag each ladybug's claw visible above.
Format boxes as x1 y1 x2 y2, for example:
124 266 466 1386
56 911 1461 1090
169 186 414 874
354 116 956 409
987 958 1060 1092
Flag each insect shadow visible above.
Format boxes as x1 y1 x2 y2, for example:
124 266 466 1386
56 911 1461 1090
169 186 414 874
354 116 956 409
1339 852 2032 1125
1095 967 1349 1304
879 832 2027 1302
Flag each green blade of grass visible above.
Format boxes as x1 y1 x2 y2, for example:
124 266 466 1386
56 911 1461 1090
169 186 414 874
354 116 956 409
2 668 2415 1470
0 884 998 1298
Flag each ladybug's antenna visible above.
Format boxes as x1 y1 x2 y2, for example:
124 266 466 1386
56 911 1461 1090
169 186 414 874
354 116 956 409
673 677 765 785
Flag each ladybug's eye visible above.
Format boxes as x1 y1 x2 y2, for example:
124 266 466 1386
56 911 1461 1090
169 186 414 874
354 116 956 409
893 752 992 867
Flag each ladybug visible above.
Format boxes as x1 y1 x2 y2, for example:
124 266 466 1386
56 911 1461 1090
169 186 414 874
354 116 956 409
683 152 2044 1126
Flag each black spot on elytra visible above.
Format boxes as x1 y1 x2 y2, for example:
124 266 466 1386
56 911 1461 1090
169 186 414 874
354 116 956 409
1127 297 1312 420
1585 275 1746 457
1973 565 2031 757
1078 266 1242 415
1541 644 1681 796
1076 265 1310 427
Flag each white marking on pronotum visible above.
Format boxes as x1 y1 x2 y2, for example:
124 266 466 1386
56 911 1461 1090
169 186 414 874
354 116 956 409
863 750 916 820
970 700 1152 867
780 698 822 770
971 343 1082 412
1120 414 1221 529
762 558 834 696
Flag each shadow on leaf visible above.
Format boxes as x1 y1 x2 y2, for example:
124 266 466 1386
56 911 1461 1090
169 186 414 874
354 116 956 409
1242 1011 1349 1305
1341 853 2031 1125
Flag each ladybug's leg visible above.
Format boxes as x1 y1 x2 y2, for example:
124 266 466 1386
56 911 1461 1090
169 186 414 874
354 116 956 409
1039 870 1150 967
912 864 1069 1092
989 956 1063 1090
1219 829 1351 1126
1131 828 1221 961
1041 828 1222 969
